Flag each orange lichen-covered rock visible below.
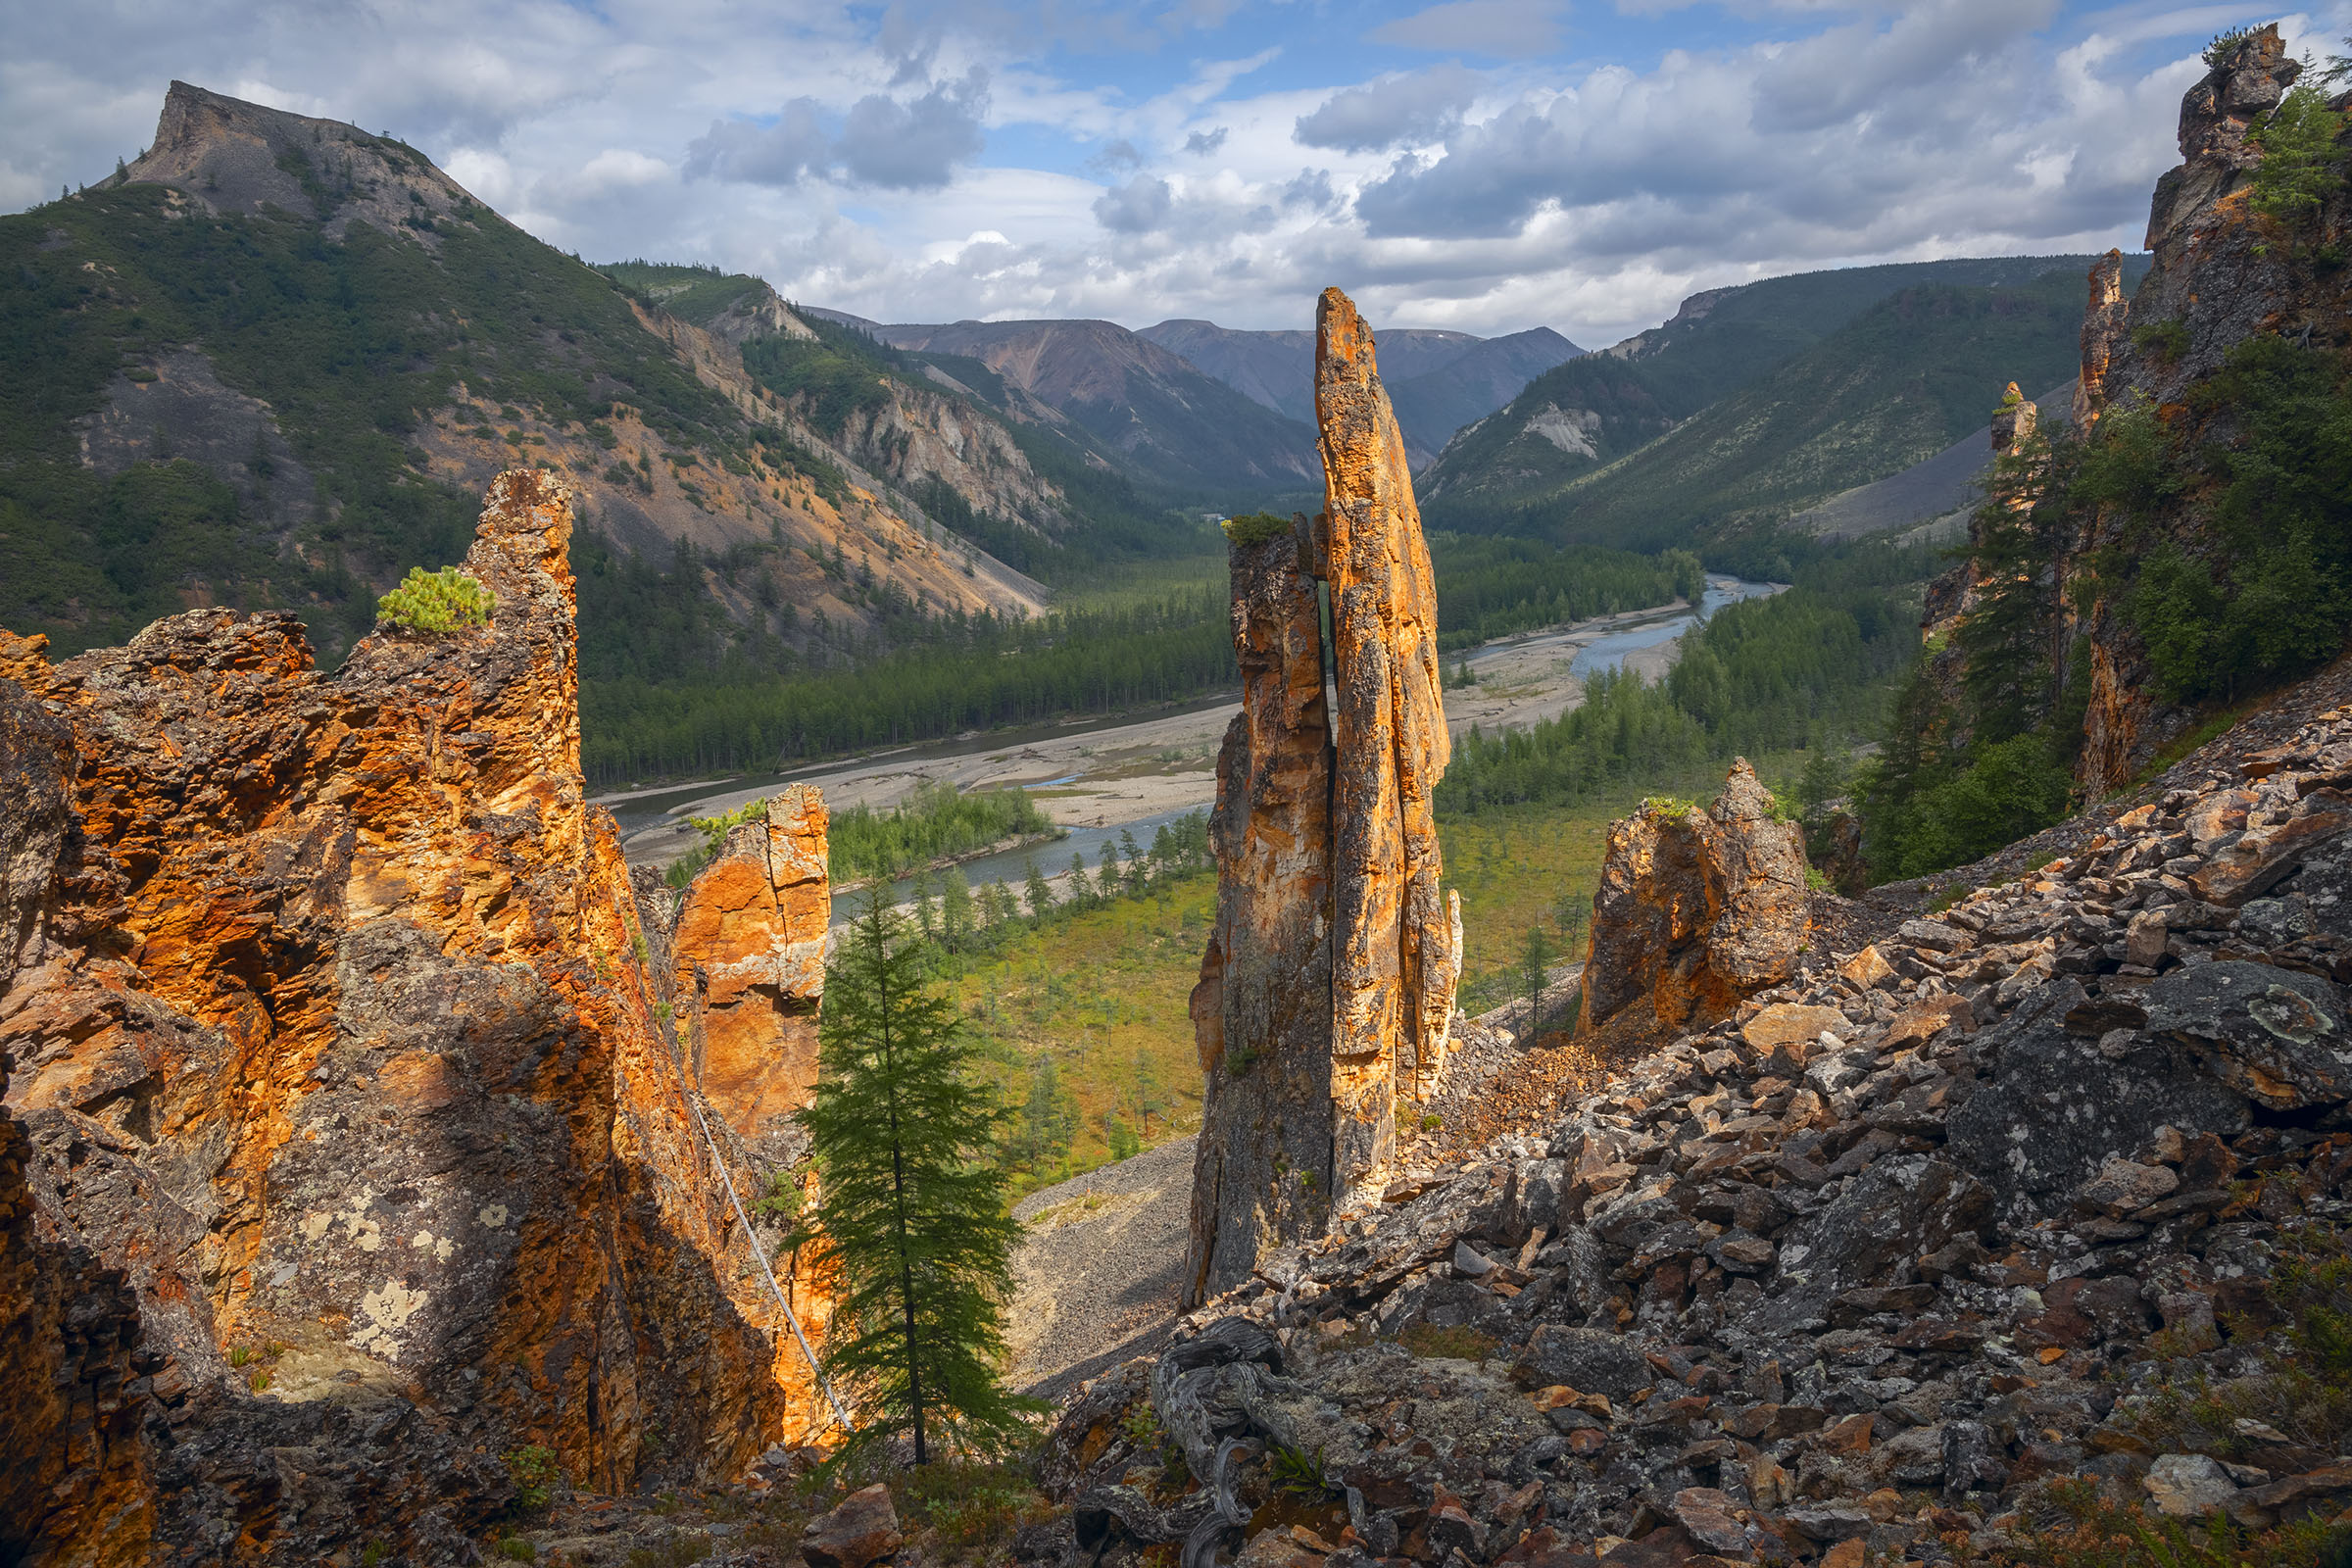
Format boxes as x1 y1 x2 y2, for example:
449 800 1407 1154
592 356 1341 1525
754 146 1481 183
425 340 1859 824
2074 250 2128 428
0 471 832 1563
1184 290 1462 1300
1580 760 1811 1035
1185 521 1336 1306
1315 285 1460 1194
672 785 829 1155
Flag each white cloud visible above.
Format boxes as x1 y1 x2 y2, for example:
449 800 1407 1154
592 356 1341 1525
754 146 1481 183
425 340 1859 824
0 0 2300 347
838 68 991 188
1294 65 1483 152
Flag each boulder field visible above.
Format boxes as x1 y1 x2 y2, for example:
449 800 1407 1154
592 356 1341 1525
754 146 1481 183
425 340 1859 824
1026 666 2352 1568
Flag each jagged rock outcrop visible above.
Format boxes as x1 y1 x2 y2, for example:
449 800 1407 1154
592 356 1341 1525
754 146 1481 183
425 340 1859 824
1317 287 1462 1172
1185 289 1462 1305
669 785 829 1158
0 471 834 1562
1580 760 1812 1035
0 686 161 1567
1917 28 2352 804
2070 30 2310 792
1186 525 1338 1308
2073 250 2129 427
1040 662 2352 1568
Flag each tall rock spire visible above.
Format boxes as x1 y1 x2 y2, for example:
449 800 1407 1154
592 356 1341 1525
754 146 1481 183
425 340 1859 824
1314 286 1460 1178
1183 289 1460 1305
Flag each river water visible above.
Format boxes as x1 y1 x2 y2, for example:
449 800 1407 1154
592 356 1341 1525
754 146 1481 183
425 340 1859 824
603 574 1783 919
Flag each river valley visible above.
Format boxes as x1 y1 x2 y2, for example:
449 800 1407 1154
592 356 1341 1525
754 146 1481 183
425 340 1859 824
600 575 1780 918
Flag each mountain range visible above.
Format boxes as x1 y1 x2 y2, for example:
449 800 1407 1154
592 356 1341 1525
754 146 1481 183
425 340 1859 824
1135 318 1582 463
2 75 2149 720
0 82 1122 670
1419 253 2152 549
815 312 1326 492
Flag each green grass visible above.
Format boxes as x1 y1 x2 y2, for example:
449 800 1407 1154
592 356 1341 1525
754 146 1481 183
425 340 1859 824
950 875 1217 1197
938 787 1702 1197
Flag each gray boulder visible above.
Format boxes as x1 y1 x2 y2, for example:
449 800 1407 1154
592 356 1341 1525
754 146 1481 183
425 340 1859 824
1946 982 2249 1205
1753 1154 1992 1331
2144 960 2352 1110
1515 1325 1654 1400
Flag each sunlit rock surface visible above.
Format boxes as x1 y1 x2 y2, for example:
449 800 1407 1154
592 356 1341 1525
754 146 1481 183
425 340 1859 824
1185 287 1462 1304
0 470 834 1562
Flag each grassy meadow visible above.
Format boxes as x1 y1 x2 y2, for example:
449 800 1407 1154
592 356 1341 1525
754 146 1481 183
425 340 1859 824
950 785 1736 1197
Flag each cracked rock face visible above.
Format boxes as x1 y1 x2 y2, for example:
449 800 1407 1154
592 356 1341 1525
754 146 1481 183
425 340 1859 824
1581 760 1812 1034
670 784 829 1157
1185 288 1461 1305
1187 527 1338 1308
0 470 833 1562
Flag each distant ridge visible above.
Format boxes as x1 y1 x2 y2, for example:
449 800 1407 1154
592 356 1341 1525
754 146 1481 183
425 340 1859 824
1137 318 1581 465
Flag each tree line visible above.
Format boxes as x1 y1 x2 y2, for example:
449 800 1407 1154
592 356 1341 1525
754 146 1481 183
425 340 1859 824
576 526 1708 787
1437 540 1926 815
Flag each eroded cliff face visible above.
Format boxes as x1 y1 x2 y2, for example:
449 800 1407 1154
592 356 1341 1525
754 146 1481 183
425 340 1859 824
1186 527 1337 1307
1580 760 1812 1036
2072 28 2312 792
1317 287 1462 1140
1934 25 2335 796
670 786 829 1160
0 470 833 1562
1185 288 1461 1305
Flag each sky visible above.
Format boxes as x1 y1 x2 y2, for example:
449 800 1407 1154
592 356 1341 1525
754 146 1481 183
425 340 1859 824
3 1 2343 345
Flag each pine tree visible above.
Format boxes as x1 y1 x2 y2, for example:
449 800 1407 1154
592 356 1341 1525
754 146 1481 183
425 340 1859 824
1067 852 1090 907
1132 1048 1166 1138
799 891 1032 1465
1118 829 1147 895
939 868 974 952
910 869 939 944
1520 923 1554 1041
1023 858 1055 919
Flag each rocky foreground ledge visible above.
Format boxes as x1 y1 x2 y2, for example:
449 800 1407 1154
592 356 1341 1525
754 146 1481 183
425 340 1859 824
1017 665 2352 1568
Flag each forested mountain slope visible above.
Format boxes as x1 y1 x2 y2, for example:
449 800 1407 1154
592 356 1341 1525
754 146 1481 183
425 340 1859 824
1421 253 2143 538
0 82 1103 668
1470 270 2114 552
861 317 1324 493
1865 25 2352 874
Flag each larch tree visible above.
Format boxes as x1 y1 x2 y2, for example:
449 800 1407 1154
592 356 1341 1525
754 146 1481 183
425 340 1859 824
799 889 1033 1464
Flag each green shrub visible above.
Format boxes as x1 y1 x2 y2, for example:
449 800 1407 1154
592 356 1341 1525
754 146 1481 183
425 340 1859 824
378 565 496 633
497 1540 537 1563
892 1461 1044 1562
504 1446 560 1512
2132 319 2190 364
1269 1444 1330 1497
2250 82 2348 230
1219 511 1292 546
1995 1475 2350 1567
2203 26 2258 67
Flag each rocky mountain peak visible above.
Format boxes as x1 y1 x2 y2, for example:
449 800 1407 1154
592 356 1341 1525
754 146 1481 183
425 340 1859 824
125 80 480 245
2178 24 2301 170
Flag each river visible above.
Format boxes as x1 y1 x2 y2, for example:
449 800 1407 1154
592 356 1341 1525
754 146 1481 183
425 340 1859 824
601 574 1782 917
